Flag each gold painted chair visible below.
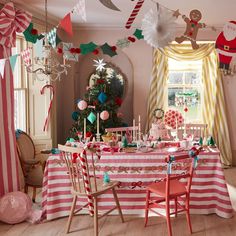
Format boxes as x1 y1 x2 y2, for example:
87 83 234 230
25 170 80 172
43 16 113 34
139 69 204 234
58 144 124 236
105 126 139 142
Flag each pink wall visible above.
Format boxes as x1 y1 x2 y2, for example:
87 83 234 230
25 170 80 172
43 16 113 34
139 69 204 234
57 27 236 164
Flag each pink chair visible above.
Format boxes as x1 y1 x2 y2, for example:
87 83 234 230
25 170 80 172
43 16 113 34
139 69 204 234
144 153 196 236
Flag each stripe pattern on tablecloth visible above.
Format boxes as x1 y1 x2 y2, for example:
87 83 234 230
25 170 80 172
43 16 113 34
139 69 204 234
42 152 233 220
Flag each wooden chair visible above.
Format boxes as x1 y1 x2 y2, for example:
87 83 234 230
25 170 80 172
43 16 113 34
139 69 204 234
16 131 44 202
177 123 207 140
105 126 139 142
185 123 207 139
144 153 196 236
58 144 124 236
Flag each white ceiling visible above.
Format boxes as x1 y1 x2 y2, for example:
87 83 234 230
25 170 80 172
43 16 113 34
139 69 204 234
3 0 236 29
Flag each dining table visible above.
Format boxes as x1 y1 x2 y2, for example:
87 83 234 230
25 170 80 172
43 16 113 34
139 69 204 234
42 145 233 221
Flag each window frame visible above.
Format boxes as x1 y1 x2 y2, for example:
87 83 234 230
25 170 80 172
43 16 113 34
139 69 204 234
13 35 29 132
166 59 203 123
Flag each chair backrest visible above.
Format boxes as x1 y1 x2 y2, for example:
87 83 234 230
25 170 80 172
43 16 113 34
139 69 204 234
58 144 98 194
16 131 35 163
177 123 207 140
165 153 195 197
105 126 139 142
185 123 207 139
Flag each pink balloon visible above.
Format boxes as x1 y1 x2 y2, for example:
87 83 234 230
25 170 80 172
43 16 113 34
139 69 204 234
77 100 87 110
0 191 32 224
100 110 109 120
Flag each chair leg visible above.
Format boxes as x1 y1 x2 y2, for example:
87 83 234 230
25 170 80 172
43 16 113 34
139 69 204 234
94 197 98 236
174 197 177 217
185 194 193 234
166 199 172 236
24 185 28 194
144 190 150 227
112 188 124 223
66 195 77 234
32 187 37 203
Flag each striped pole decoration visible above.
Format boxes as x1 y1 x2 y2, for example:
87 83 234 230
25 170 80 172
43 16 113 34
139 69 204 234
125 0 145 29
40 84 54 132
79 149 94 216
78 143 101 215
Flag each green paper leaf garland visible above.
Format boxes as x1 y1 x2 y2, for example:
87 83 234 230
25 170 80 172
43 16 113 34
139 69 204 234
80 42 97 54
133 29 144 40
100 43 117 57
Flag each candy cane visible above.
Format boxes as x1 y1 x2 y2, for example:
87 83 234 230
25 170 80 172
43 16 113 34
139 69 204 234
77 143 101 216
40 84 54 131
125 0 145 29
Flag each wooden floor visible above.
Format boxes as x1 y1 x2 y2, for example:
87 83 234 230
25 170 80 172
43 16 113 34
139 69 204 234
1 168 236 236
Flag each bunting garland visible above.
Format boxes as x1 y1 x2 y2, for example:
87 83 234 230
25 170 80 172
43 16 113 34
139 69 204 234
59 13 73 37
47 27 57 48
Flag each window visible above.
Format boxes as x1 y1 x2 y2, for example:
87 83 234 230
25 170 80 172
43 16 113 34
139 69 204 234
167 58 203 123
12 36 28 131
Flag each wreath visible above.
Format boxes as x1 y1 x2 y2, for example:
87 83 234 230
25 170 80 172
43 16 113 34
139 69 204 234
153 108 165 120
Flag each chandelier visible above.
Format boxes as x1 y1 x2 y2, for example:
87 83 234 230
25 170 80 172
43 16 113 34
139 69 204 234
26 0 70 81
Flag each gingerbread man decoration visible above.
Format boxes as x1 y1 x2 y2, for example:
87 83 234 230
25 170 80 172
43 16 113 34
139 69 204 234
175 9 206 50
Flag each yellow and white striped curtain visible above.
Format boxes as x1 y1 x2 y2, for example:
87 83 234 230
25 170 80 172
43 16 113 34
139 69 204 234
146 43 232 166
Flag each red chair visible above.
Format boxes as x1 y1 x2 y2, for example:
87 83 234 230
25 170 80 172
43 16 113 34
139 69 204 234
144 153 196 236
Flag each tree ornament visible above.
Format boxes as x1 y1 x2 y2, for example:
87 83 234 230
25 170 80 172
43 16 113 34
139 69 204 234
115 97 123 106
141 6 177 49
98 92 108 104
93 59 106 71
100 110 109 120
87 112 96 124
175 9 206 50
77 100 88 110
72 111 79 121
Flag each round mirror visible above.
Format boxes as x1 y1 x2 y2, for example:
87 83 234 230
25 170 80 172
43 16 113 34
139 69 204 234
89 63 127 99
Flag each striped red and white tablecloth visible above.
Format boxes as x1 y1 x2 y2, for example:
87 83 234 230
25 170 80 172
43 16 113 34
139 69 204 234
42 150 233 220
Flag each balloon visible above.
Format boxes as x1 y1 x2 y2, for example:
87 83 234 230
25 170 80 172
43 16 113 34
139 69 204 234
77 100 87 110
100 110 109 120
0 191 32 224
164 109 184 129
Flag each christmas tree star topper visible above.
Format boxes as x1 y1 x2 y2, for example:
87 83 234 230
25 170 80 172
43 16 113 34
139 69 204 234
93 59 106 71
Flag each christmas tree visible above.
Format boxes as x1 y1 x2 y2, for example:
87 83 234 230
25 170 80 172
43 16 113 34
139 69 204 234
70 63 124 140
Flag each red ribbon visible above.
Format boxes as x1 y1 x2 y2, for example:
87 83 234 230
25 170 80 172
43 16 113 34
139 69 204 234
40 84 54 132
130 181 142 189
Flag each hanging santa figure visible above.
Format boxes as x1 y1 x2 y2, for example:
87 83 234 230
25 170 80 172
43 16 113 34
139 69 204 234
215 21 236 70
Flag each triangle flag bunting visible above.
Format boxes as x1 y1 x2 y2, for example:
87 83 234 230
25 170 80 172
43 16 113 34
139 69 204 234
21 48 32 67
0 59 6 79
47 27 57 48
59 13 73 37
9 54 18 72
74 0 86 22
34 39 44 58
